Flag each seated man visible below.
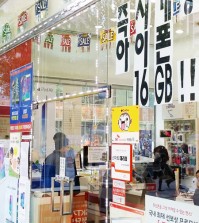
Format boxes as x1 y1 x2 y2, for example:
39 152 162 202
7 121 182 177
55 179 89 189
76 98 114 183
193 170 199 206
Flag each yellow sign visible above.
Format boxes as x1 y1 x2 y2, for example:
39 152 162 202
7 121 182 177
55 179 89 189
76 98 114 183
100 28 116 45
112 106 139 132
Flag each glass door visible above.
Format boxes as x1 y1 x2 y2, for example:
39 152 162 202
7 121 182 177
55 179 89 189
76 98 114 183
30 88 111 223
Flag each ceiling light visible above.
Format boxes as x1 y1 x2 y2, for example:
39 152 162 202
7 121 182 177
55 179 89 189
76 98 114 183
130 9 135 13
175 29 184 34
95 25 102 29
110 18 117 22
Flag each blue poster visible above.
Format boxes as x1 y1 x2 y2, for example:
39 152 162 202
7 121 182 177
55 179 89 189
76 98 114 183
10 63 33 130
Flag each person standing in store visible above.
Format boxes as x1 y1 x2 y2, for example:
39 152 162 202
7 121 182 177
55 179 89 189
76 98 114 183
153 145 175 191
41 132 78 188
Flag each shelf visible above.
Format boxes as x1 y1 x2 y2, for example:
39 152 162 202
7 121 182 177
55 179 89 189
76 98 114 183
167 141 184 144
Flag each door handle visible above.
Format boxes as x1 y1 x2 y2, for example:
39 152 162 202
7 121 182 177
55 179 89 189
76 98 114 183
51 176 74 215
60 179 74 216
51 177 60 212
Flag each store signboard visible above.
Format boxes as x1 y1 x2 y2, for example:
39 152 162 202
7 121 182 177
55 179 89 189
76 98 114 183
111 144 132 182
154 0 173 105
177 58 199 103
116 1 130 75
145 195 199 223
133 0 151 106
110 202 145 223
112 106 139 143
112 179 126 205
10 63 33 132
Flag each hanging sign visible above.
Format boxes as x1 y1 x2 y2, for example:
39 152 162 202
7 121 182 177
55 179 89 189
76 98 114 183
60 34 71 52
130 20 136 36
173 0 181 16
133 0 151 106
154 0 173 105
177 58 199 103
35 0 48 22
111 143 132 182
77 33 91 52
100 28 116 50
179 0 199 16
44 33 54 49
2 23 12 44
116 2 130 75
18 11 28 33
112 106 139 144
130 19 136 43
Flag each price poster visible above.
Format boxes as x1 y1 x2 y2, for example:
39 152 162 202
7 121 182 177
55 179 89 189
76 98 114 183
10 63 33 132
145 195 199 223
9 132 21 178
111 144 132 182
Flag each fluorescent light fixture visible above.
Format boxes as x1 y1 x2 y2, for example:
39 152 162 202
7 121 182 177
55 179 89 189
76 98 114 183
110 18 117 22
95 25 102 29
175 29 184 34
130 9 135 13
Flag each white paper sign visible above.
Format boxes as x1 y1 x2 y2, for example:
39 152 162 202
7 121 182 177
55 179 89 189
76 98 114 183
59 157 66 177
112 179 126 205
145 195 199 223
133 0 151 106
110 202 145 223
111 144 132 182
18 178 31 223
5 177 18 223
116 2 130 75
88 146 106 163
154 0 173 105
20 141 29 178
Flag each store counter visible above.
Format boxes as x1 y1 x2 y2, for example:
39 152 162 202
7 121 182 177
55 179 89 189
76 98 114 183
125 183 146 210
175 192 194 205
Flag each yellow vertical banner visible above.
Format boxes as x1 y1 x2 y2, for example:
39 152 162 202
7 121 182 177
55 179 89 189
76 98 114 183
112 106 139 143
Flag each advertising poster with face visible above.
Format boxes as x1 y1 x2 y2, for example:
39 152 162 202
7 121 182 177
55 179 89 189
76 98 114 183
112 106 139 144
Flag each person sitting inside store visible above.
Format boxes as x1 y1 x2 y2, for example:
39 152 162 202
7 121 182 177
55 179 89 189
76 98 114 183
193 170 199 206
153 145 175 191
41 132 79 189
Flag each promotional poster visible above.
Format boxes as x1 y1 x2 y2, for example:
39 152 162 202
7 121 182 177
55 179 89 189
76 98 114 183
10 63 33 132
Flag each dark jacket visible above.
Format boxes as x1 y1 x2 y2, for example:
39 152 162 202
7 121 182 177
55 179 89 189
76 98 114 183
41 149 80 189
41 150 61 188
193 188 199 206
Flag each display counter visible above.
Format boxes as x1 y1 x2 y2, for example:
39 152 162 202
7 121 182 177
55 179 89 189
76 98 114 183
175 192 194 205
